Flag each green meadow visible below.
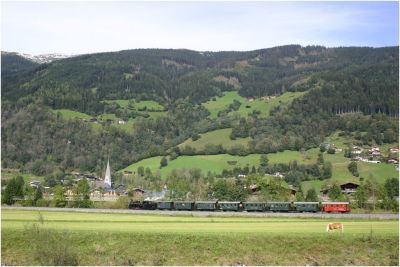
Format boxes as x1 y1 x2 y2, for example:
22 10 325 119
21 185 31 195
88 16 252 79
1 210 398 265
103 99 164 110
121 150 397 183
52 99 167 133
179 128 251 150
202 91 305 119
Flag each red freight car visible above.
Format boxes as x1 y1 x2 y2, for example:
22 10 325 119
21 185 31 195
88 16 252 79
321 202 351 213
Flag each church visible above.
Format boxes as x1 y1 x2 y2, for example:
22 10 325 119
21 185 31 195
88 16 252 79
104 159 112 189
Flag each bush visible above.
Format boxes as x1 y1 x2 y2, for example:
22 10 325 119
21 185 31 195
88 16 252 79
327 147 335 154
35 199 50 207
21 199 35 207
71 199 93 208
109 196 130 209
50 199 67 208
191 133 200 141
160 157 168 168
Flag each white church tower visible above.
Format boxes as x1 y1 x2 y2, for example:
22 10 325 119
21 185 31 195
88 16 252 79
104 159 112 188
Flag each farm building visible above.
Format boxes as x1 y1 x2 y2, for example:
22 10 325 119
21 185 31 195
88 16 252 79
320 182 360 196
123 170 133 176
340 182 360 194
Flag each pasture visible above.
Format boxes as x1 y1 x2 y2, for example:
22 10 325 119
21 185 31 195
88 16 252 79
1 210 398 265
103 99 164 111
179 128 251 150
202 91 305 119
121 150 398 185
51 109 92 120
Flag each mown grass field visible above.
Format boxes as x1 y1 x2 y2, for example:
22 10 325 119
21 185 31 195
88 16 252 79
1 210 398 265
202 91 305 119
179 128 251 150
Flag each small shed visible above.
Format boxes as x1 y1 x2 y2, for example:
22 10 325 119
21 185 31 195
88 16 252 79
320 187 330 195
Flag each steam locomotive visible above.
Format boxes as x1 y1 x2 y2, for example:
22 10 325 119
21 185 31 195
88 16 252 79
129 200 351 213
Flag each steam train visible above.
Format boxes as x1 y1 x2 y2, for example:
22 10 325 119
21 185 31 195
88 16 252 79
128 200 351 213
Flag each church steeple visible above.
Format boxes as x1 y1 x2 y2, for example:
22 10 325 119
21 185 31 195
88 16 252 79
104 158 112 188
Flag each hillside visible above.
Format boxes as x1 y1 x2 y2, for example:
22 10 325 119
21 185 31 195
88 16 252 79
2 46 398 112
202 91 304 119
1 45 398 192
1 52 39 77
179 128 251 151
122 132 399 193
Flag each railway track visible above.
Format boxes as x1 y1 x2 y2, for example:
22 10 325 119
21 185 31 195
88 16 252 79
2 206 398 219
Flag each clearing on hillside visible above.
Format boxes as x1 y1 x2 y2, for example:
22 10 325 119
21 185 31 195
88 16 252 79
202 91 305 119
178 128 251 150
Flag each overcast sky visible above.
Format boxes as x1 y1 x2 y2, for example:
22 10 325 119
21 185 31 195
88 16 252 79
1 1 399 55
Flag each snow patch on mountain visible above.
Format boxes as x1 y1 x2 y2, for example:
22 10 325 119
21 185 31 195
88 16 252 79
18 53 76 64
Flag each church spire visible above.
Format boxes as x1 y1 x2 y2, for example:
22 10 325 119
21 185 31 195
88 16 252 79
104 158 112 188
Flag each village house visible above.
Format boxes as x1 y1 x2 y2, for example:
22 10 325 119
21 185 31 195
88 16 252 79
260 95 277 101
390 147 399 154
351 146 363 155
248 184 260 193
272 172 284 178
369 147 381 157
118 120 126 125
113 184 128 196
29 180 41 188
320 182 360 196
132 188 146 196
340 182 360 194
388 159 398 164
353 156 365 162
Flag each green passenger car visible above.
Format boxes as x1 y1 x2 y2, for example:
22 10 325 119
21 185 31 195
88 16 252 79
195 201 218 211
243 202 265 211
156 201 174 210
219 201 242 211
174 201 195 210
266 202 292 212
294 202 320 212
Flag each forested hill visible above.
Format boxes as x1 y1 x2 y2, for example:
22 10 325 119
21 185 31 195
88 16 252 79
2 46 398 114
1 45 399 178
1 52 39 77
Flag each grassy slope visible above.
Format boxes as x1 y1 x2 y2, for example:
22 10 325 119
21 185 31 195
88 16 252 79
51 109 92 120
121 148 398 182
1 169 44 183
179 128 251 150
122 153 304 176
51 99 166 133
1 210 398 265
202 91 305 119
103 99 164 110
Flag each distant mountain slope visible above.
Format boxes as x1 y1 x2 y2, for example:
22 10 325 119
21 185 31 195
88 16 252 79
2 46 397 115
1 52 39 77
1 45 398 178
17 53 74 64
